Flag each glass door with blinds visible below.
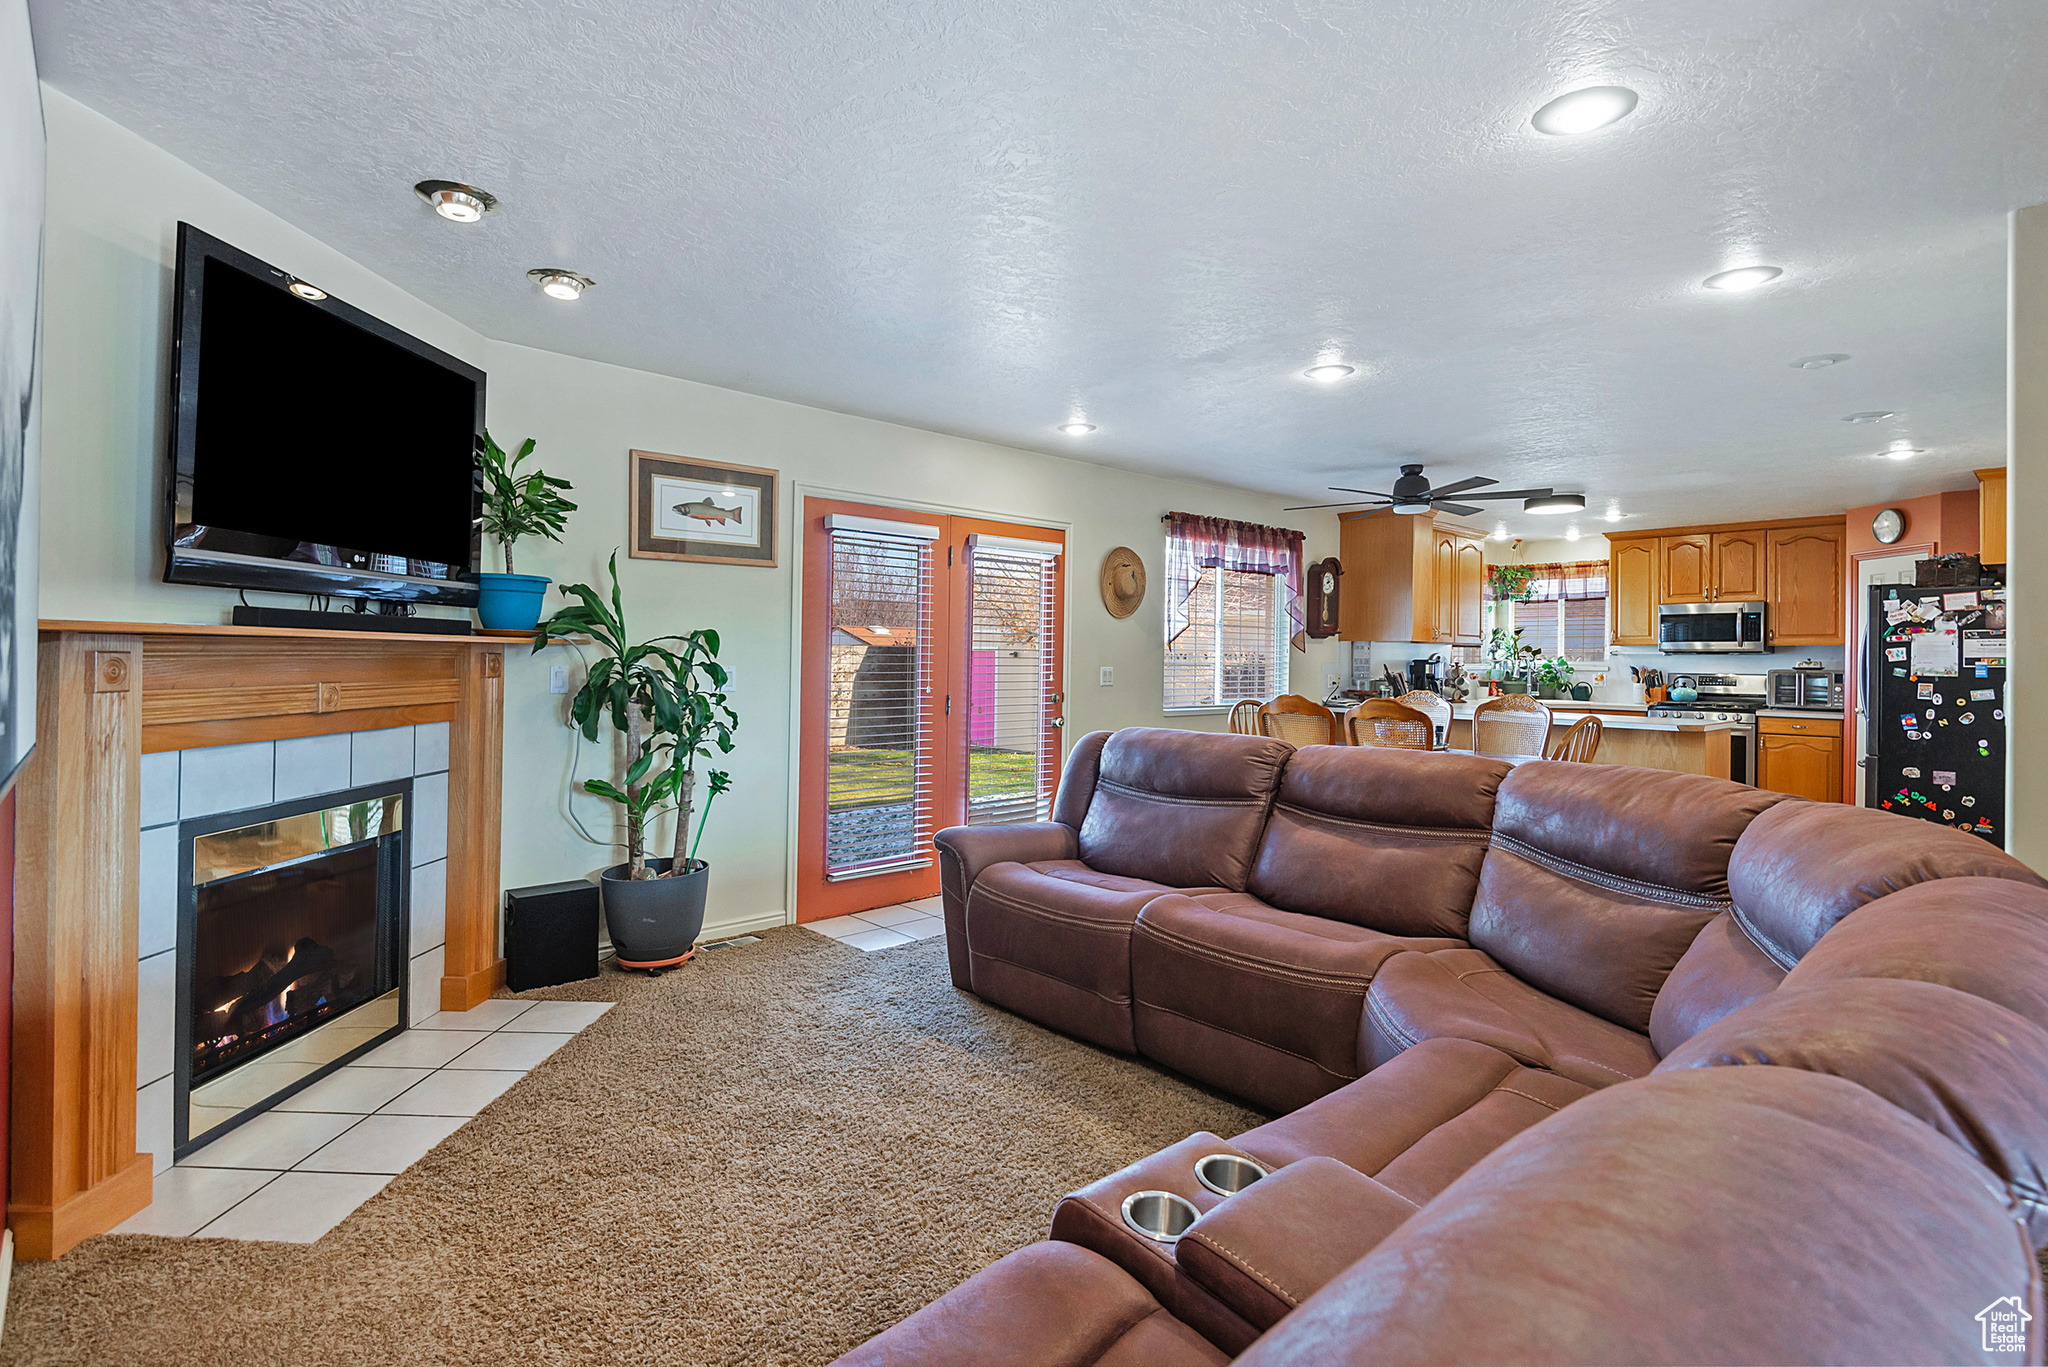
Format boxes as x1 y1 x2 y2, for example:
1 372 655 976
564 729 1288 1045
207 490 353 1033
797 498 1066 920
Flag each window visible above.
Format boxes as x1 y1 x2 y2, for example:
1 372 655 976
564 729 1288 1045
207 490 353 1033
1164 566 1289 709
1510 560 1609 662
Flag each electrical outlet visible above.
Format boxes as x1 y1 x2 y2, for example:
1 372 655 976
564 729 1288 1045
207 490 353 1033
549 664 569 694
1099 666 1114 687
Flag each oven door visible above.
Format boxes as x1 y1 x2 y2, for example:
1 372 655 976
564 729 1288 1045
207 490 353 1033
1659 601 1768 653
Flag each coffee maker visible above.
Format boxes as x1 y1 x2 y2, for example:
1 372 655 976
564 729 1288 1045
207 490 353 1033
1407 655 1442 693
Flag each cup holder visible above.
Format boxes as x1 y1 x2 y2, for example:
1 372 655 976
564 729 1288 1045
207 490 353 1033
1194 1152 1269 1197
1120 1190 1199 1244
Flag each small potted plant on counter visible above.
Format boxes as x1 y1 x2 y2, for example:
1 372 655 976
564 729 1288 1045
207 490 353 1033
475 431 578 631
535 554 737 972
1533 655 1576 700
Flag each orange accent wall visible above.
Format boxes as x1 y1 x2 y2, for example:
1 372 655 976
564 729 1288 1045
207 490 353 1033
1843 489 1979 557
0 788 13 1216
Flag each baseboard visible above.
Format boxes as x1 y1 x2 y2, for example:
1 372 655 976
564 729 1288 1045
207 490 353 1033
700 908 789 940
440 958 509 1012
7 1152 154 1260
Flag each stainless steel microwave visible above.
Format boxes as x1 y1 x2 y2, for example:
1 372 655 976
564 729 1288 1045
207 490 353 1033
1658 601 1768 653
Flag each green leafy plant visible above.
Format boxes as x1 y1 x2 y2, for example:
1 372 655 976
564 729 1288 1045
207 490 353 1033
1533 655 1576 693
478 430 577 574
533 553 738 879
1486 565 1537 602
1484 626 1542 677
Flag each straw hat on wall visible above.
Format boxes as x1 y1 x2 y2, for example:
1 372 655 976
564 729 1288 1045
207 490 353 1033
1100 547 1146 619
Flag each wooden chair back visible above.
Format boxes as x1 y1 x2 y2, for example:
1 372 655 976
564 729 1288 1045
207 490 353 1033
1342 699 1437 750
1257 694 1341 747
1227 699 1263 735
1393 690 1452 749
1472 693 1553 757
1548 715 1604 763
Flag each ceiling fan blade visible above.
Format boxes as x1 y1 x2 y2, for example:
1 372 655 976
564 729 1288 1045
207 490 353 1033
1424 475 1497 497
1449 487 1555 501
1326 487 1397 499
1430 501 1487 517
1285 498 1390 511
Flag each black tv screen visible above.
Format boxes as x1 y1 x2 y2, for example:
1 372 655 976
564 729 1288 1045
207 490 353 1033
165 224 483 604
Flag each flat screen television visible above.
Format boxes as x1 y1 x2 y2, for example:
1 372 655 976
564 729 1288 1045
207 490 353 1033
164 223 483 605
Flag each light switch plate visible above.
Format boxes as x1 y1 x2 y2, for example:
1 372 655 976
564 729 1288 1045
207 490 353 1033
549 664 570 694
1099 666 1114 687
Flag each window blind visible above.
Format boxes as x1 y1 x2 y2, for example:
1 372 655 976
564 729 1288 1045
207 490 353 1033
824 527 934 878
966 542 1058 826
1164 562 1287 709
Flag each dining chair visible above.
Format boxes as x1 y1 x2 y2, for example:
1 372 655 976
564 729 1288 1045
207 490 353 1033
1472 693 1553 757
1548 715 1604 763
1227 699 1263 736
1257 694 1342 747
1341 699 1436 750
1393 690 1452 750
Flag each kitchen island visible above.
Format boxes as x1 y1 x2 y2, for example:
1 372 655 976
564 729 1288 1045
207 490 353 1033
1442 701 1743 778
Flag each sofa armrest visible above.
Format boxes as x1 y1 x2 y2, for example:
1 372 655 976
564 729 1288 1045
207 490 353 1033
1175 1157 1418 1331
933 822 1080 988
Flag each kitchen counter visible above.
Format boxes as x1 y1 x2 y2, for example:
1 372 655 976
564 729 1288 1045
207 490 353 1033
1756 708 1847 722
1445 701 1741 734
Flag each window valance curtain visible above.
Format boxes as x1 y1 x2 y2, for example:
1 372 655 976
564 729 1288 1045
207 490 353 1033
1522 560 1609 602
1163 512 1307 650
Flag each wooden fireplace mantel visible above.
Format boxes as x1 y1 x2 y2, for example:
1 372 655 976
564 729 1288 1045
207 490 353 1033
10 620 510 1258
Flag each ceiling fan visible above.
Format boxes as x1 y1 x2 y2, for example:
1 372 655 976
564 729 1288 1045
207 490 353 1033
1285 464 1578 517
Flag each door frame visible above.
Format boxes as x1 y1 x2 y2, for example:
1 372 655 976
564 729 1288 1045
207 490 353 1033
1846 543 1934 806
781 481 1072 925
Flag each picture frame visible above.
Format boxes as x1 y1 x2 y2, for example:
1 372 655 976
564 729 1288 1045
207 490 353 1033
628 450 780 567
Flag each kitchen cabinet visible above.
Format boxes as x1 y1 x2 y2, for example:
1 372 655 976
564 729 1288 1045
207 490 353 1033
1609 537 1658 646
1661 535 1711 602
1660 530 1762 603
1978 466 2007 565
1765 524 1845 645
1758 715 1843 803
1338 510 1485 645
1711 528 1766 600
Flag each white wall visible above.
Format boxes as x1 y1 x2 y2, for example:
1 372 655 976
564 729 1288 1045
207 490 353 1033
38 89 1343 933
2011 203 2048 872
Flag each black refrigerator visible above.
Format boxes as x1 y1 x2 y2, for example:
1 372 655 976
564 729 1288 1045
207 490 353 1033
1864 584 2008 846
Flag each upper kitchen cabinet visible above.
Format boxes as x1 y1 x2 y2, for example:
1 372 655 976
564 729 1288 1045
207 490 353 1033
1609 537 1658 646
1711 528 1766 600
1660 529 1762 603
1766 523 1846 645
1978 466 2007 565
1338 510 1485 646
1661 534 1711 603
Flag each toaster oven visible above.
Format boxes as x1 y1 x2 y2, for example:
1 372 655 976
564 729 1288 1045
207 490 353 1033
1766 668 1844 710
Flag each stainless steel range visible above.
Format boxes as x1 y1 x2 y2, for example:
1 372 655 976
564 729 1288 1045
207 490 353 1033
1647 672 1765 785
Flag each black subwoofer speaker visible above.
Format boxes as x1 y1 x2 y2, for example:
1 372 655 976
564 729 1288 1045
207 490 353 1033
504 879 601 991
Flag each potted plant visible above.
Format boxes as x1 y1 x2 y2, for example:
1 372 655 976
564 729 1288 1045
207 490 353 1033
475 431 578 631
1485 564 1537 603
535 554 738 971
1533 655 1576 700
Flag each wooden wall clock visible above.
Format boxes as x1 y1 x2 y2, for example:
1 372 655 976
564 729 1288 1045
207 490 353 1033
1306 556 1343 638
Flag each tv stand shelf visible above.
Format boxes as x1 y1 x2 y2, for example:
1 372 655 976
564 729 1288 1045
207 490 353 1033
38 618 500 646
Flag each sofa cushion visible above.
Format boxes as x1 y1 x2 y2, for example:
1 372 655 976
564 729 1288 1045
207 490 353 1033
1051 730 1113 829
965 861 1221 1053
1245 746 1506 936
1658 976 2048 1244
1233 1068 2036 1367
1362 947 1660 1089
933 822 1081 989
1076 728 1292 891
1785 876 2048 1030
1233 1037 1592 1205
1728 800 2048 969
1646 909 1787 1056
832 1240 1230 1367
1467 762 1784 1032
1131 893 1463 1113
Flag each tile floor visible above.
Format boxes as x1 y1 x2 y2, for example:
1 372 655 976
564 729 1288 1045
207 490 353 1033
804 896 947 950
113 998 613 1242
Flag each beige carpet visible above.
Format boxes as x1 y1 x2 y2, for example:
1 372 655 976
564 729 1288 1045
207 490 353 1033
0 929 1263 1367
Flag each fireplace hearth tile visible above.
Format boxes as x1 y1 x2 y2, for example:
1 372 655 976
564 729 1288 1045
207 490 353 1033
350 725 417 787
355 1028 487 1069
411 771 449 865
499 1001 613 1033
179 740 276 819
138 825 178 957
408 946 447 1028
274 1065 433 1115
295 1113 467 1175
113 1166 277 1238
377 1068 524 1118
410 859 448 958
275 733 352 802
178 1109 362 1171
415 1000 535 1031
137 950 176 1086
139 1075 174 1175
446 1031 576 1072
141 749 181 828
195 1171 393 1243
414 721 451 775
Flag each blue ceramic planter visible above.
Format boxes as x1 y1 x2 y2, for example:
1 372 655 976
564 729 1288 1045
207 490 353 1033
475 572 552 631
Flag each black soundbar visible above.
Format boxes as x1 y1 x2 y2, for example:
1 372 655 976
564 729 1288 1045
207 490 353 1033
230 605 474 635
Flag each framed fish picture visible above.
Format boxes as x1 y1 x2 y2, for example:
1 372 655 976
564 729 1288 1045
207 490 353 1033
628 450 780 567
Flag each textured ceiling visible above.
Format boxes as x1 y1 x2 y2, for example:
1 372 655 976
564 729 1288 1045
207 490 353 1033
28 0 2048 536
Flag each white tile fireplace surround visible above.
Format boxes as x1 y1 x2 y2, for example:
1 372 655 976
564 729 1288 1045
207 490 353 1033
134 722 452 1177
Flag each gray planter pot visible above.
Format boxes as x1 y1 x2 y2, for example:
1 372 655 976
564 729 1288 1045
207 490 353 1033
1536 684 1563 700
600 857 708 970
1498 679 1528 695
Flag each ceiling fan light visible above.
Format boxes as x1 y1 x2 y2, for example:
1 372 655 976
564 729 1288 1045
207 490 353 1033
1391 500 1433 515
1524 494 1586 515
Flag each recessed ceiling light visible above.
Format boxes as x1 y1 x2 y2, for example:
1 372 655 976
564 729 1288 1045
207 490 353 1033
413 179 500 223
1603 503 1623 523
287 280 327 301
1524 493 1586 515
528 269 594 301
1492 523 1509 542
1791 354 1849 369
1530 85 1639 136
1057 421 1097 436
1564 524 1582 542
1843 410 1896 424
1303 364 1356 382
1702 266 1784 292
1884 447 1924 461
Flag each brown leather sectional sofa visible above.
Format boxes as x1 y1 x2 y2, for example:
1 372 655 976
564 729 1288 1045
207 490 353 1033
837 727 2048 1365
